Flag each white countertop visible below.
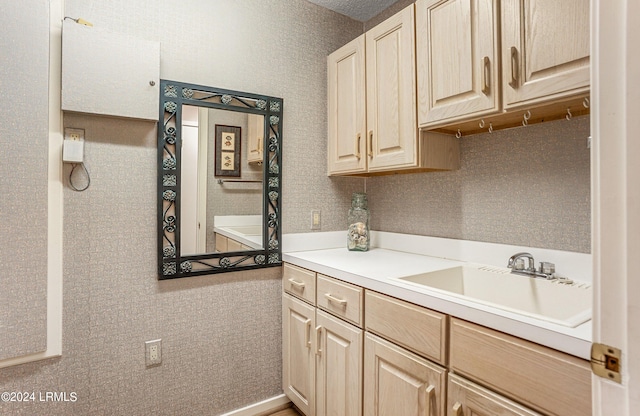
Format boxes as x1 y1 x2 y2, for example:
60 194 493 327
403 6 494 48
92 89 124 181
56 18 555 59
214 215 262 249
282 232 593 360
214 226 262 249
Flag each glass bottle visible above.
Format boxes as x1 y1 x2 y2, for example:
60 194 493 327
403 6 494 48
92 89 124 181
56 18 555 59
347 192 370 251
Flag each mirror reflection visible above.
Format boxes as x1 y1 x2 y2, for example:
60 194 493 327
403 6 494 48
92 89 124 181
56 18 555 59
180 106 264 255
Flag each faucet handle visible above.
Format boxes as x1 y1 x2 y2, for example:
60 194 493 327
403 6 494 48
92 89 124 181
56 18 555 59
513 258 526 271
539 262 555 275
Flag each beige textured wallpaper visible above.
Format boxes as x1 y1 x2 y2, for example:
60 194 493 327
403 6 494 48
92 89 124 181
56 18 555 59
0 0 362 415
368 116 591 253
0 0 48 360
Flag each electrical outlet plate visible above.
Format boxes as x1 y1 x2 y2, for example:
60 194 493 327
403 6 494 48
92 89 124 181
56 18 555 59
145 339 162 366
63 128 85 163
64 128 85 141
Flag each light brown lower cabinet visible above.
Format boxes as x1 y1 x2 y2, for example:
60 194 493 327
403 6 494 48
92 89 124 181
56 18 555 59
282 264 592 416
363 332 447 416
449 318 592 416
213 233 243 252
282 269 363 416
316 310 363 416
283 293 316 416
447 374 541 416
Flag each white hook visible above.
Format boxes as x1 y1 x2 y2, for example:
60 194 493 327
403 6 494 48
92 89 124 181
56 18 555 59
488 122 493 133
456 129 462 139
583 97 590 108
479 119 485 129
566 108 572 120
522 110 531 127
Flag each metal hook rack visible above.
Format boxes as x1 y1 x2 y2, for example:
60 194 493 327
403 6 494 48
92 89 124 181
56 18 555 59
437 95 591 137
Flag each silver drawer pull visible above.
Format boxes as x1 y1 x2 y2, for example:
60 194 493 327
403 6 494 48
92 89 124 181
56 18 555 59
324 293 347 306
288 278 305 289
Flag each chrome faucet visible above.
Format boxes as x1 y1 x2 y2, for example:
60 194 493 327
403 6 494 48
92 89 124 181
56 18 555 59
507 252 535 272
507 252 555 279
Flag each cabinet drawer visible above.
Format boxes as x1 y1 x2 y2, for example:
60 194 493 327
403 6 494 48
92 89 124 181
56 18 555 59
283 263 316 305
450 318 592 416
317 274 363 327
364 290 447 365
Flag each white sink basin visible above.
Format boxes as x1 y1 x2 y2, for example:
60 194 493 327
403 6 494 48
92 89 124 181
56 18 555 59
396 265 592 327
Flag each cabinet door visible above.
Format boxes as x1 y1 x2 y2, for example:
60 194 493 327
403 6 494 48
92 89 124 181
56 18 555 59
501 0 590 109
416 0 499 127
61 21 160 120
214 233 227 252
327 35 367 175
226 238 243 252
449 318 592 416
316 310 363 416
447 374 541 416
247 114 264 164
366 6 418 171
364 333 446 416
283 294 316 416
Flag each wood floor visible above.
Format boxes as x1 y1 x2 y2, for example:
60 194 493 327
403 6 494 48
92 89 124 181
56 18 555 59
265 406 302 416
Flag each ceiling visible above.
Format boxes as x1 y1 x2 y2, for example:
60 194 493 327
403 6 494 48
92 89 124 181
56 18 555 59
307 0 400 22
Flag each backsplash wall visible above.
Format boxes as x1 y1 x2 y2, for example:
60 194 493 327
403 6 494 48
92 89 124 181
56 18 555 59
367 116 591 253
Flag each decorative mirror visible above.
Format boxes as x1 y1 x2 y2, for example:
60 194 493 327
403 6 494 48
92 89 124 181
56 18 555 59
158 80 282 279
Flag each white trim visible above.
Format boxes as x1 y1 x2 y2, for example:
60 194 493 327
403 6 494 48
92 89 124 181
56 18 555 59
0 0 64 369
219 394 290 416
196 107 209 252
591 0 639 413
46 0 65 360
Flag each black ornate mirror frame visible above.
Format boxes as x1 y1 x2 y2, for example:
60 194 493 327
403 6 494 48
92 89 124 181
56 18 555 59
157 80 283 279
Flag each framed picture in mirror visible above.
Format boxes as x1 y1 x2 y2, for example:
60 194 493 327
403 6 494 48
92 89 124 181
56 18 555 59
215 124 241 177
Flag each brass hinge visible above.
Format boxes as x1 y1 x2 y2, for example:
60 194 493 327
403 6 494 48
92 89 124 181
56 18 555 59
590 343 621 383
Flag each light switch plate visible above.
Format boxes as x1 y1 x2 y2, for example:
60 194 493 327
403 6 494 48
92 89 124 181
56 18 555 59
311 210 321 230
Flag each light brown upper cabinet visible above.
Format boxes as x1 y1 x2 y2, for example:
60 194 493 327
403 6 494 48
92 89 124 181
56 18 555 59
327 35 367 174
247 114 264 164
328 5 459 176
416 0 590 130
416 0 500 127
365 6 418 173
501 0 590 110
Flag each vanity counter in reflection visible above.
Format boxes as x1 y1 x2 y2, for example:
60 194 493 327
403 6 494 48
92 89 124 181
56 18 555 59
213 215 262 251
